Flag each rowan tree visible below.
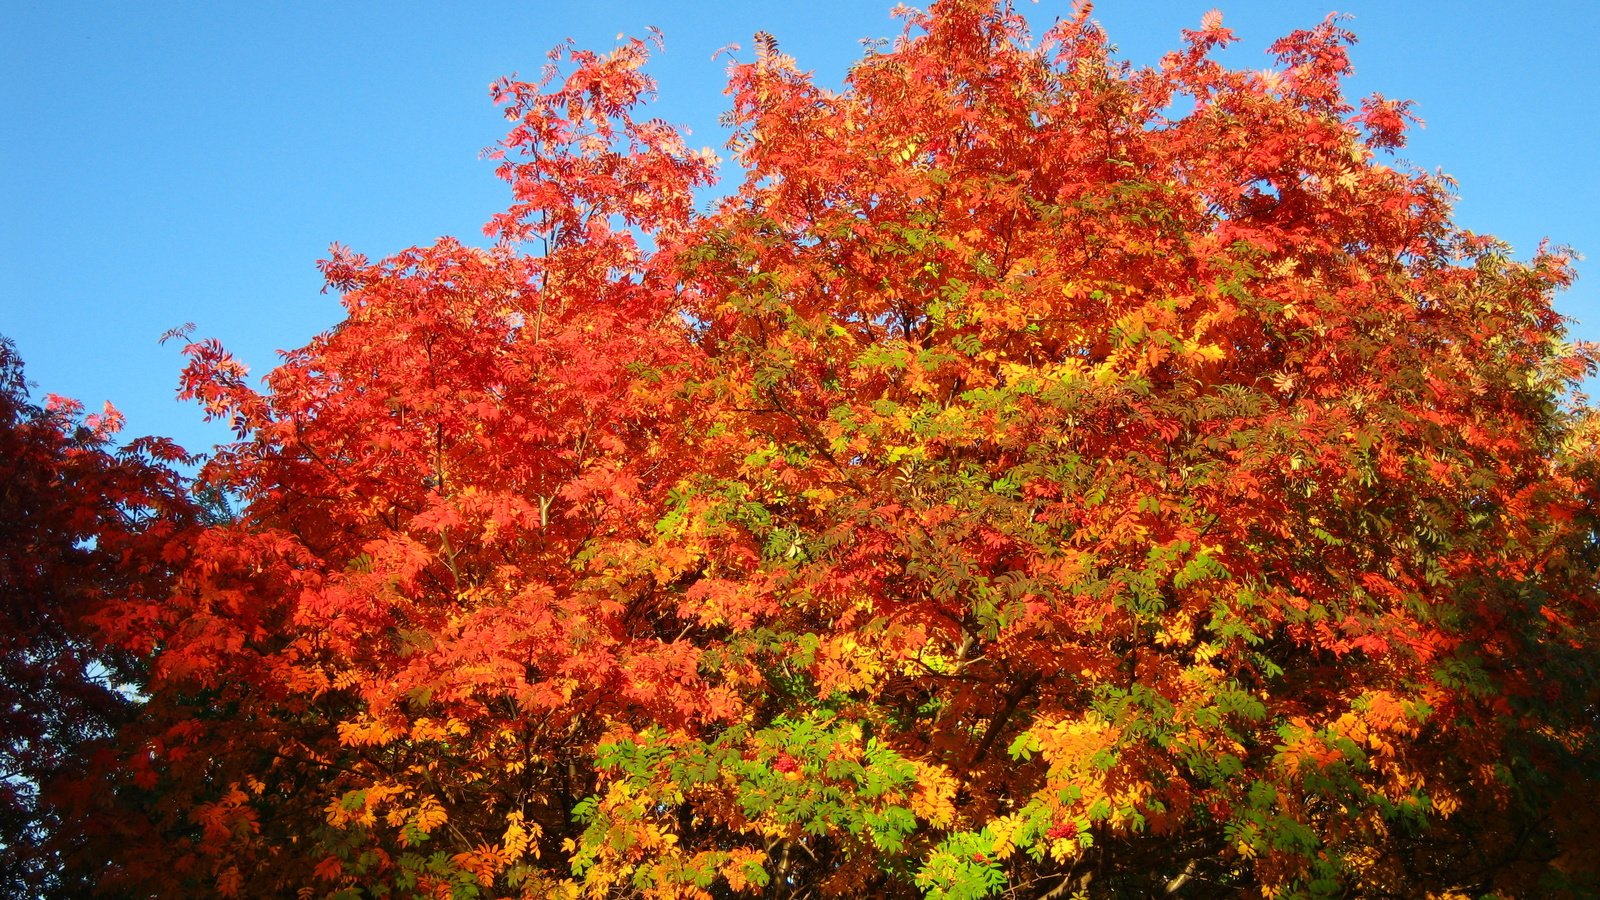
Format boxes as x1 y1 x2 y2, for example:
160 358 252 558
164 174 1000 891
96 2 1599 898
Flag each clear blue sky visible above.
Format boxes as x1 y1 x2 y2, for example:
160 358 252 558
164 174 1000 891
5 1 1597 455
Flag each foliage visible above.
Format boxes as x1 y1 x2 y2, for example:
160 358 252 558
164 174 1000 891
0 338 195 897
56 2 1600 897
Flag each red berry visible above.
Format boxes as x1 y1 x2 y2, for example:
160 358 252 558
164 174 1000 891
1046 820 1077 840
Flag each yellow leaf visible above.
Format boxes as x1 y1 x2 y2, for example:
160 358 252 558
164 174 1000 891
988 814 1024 859
908 761 957 827
413 796 448 833
503 810 543 860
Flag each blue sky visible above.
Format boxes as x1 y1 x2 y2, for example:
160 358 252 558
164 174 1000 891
4 1 1597 455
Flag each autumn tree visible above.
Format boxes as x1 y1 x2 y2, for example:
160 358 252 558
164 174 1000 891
95 2 1599 898
0 338 195 897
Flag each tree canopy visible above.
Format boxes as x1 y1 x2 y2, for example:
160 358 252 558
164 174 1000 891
0 339 195 897
8 2 1600 897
